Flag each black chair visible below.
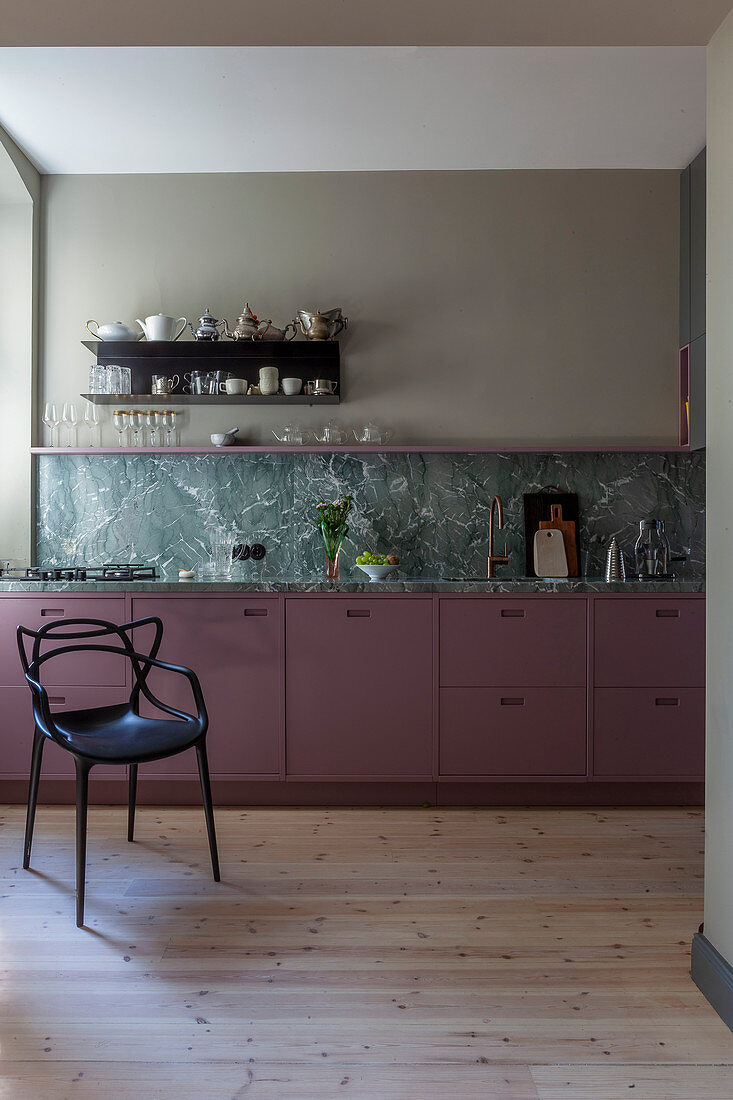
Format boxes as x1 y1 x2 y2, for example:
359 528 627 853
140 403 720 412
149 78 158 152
17 615 220 926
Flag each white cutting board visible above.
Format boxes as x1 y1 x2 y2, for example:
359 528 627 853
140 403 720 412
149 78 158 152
533 528 569 578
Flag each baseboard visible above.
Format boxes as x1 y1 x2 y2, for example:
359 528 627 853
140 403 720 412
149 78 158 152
691 932 733 1031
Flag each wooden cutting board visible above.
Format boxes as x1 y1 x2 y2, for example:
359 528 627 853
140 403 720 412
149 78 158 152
539 503 579 576
533 528 569 578
523 489 580 577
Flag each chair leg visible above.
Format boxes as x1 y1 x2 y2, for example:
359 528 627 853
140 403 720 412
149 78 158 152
74 757 91 928
127 763 138 842
23 728 45 869
196 742 220 882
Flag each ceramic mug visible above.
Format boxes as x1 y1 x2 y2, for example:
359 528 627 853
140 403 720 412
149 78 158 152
225 377 247 396
259 366 280 396
281 377 303 396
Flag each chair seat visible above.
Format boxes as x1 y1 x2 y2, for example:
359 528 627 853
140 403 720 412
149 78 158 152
46 703 203 764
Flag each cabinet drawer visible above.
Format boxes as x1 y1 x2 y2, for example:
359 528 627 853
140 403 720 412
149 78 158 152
594 598 705 687
439 687 587 777
286 598 433 778
0 597 128 687
440 598 586 687
594 687 704 779
0 686 127 778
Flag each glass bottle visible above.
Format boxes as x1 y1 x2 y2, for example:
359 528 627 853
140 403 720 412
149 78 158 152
634 520 669 577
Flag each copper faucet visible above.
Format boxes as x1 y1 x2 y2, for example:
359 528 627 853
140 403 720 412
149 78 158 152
487 495 510 578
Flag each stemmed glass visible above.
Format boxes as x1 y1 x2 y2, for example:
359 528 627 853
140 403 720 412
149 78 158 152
113 409 129 447
62 402 78 447
162 410 177 447
129 410 144 447
84 403 101 447
42 402 60 447
145 409 161 447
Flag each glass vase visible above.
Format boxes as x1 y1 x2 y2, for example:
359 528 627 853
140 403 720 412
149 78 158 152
325 547 341 580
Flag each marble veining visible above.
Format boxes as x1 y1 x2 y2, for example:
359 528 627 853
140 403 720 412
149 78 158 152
37 451 705 580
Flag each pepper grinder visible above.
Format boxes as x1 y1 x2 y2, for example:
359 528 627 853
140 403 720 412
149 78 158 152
604 537 626 582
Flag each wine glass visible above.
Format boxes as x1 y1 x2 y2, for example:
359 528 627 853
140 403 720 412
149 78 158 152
84 403 101 447
62 402 78 447
42 402 60 447
145 409 161 447
112 409 129 447
129 410 144 447
161 409 177 447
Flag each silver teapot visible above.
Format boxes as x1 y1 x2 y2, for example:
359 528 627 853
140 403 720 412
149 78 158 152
255 320 297 342
189 307 226 341
224 303 261 340
296 307 348 341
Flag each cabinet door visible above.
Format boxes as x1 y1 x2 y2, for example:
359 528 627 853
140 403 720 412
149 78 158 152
132 597 280 779
594 687 704 779
594 598 705 687
690 147 706 343
285 598 433 779
440 597 586 687
0 686 127 778
440 687 587 777
0 597 128 687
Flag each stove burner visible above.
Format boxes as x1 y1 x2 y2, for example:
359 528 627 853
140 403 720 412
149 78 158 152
0 564 157 582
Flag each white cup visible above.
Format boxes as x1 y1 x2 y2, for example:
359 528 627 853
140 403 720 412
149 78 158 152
225 377 247 395
259 366 280 396
282 377 303 396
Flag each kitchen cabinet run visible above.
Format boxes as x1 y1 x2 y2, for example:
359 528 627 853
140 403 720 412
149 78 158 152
0 591 705 799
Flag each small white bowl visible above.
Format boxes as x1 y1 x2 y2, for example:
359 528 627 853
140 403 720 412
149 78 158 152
357 564 398 582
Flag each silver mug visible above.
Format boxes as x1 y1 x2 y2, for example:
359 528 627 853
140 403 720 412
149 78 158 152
151 373 180 394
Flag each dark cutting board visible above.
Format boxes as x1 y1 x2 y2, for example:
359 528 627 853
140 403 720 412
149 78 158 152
523 489 580 577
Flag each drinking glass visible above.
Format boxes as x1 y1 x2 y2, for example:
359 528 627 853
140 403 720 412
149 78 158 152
129 410 144 447
162 409 177 447
113 409 129 446
62 402 78 447
42 402 60 447
106 365 123 395
145 409 161 447
84 402 101 447
120 366 132 395
88 365 106 394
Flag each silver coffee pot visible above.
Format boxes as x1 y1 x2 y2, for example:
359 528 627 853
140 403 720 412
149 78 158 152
189 307 226 341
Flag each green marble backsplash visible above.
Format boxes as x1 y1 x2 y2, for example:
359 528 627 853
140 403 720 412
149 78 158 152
36 451 705 579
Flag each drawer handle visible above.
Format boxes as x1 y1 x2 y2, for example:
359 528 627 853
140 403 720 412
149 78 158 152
501 609 525 618
244 608 268 616
656 609 680 618
655 697 680 706
41 608 64 617
347 609 371 617
48 696 66 705
501 697 525 706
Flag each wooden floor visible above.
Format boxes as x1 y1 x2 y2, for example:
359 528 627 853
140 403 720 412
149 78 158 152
0 804 731 1099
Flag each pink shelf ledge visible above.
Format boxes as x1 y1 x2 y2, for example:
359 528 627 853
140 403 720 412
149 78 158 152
30 443 694 455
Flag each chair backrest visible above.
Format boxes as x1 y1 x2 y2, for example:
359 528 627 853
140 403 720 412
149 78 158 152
17 615 164 719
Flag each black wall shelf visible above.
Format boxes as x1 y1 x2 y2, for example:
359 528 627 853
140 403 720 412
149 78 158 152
82 339 341 402
82 393 339 407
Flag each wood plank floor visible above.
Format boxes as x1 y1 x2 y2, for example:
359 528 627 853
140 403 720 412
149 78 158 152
0 804 731 1099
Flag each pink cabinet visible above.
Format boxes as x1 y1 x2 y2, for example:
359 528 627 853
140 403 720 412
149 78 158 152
594 688 704 779
440 687 587 777
131 597 280 779
0 687 127 778
440 597 586 687
285 597 433 779
594 597 705 687
0 596 128 687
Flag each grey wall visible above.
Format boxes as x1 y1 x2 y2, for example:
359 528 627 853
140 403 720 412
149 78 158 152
40 170 680 446
705 10 733 974
0 125 40 564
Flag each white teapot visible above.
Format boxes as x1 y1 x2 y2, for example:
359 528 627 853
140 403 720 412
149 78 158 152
85 319 142 342
136 314 188 341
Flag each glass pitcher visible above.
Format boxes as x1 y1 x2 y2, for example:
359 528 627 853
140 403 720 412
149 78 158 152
207 527 247 577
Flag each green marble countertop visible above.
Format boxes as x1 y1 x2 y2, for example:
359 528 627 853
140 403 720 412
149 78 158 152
0 576 705 593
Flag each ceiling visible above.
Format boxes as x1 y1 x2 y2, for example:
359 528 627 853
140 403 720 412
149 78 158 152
0 0 730 46
0 47 706 175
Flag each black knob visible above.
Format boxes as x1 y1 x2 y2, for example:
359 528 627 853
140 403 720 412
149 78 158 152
250 543 266 561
